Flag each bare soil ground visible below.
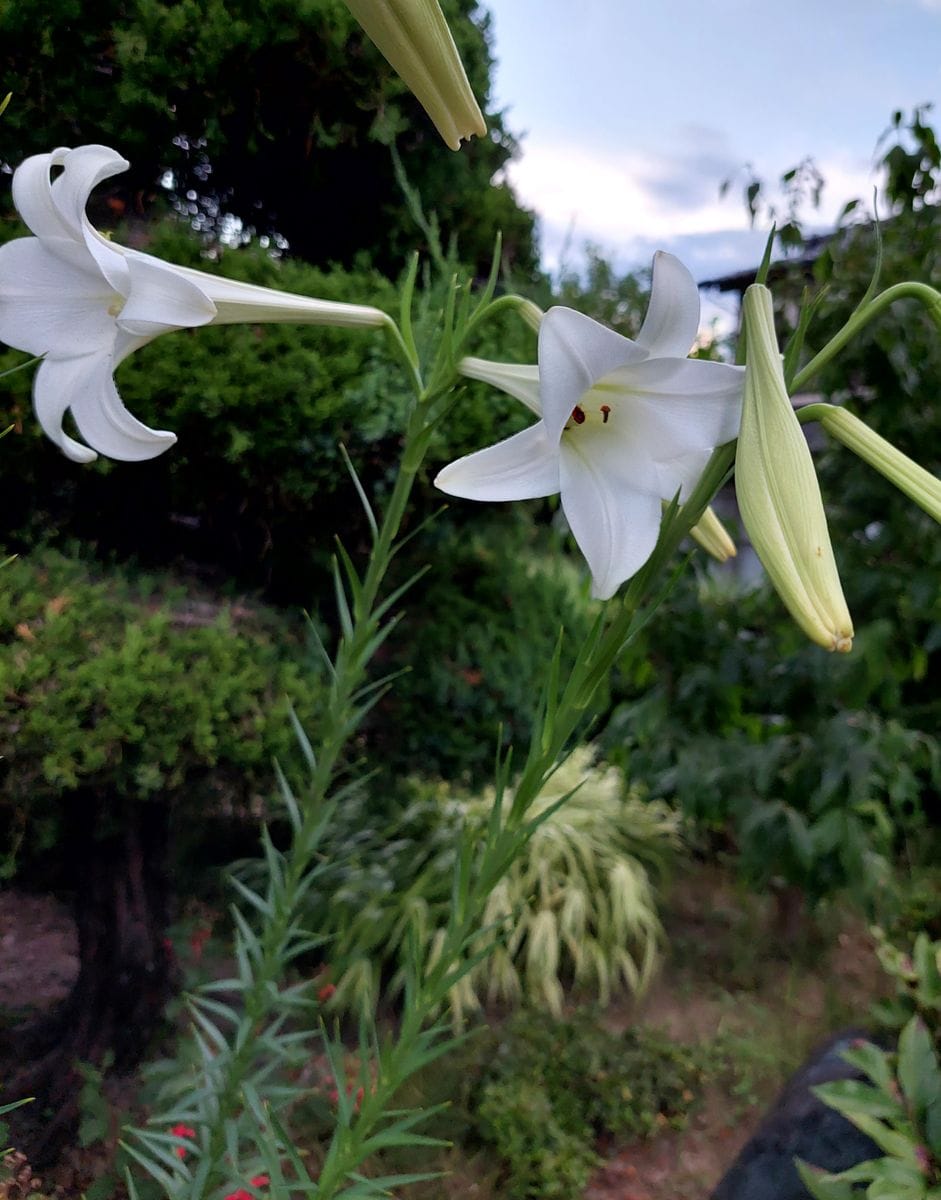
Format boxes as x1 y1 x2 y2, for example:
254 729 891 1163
581 863 888 1200
0 891 78 1015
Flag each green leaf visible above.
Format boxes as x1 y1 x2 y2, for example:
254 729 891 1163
898 1017 941 1125
840 1040 896 1092
823 1108 918 1163
795 1159 858 1200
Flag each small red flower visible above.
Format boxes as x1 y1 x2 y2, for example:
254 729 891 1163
189 923 212 962
317 983 336 1002
169 1123 196 1159
223 1176 269 1200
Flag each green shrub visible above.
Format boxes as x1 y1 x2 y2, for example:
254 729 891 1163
601 561 941 913
0 547 325 876
474 1011 700 1200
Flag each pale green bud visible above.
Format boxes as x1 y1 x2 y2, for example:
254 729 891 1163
689 505 737 563
343 0 486 151
808 404 941 525
737 285 854 652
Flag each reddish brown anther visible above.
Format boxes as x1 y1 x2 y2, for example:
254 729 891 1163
600 405 611 423
571 405 586 424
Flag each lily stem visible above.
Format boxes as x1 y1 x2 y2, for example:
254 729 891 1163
791 281 941 394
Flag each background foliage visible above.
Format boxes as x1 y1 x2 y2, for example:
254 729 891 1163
0 0 537 276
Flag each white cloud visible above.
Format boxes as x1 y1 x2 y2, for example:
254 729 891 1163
505 135 879 275
506 139 748 246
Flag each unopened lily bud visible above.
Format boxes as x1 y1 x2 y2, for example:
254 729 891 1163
343 0 486 151
737 285 853 652
689 506 737 563
808 403 941 525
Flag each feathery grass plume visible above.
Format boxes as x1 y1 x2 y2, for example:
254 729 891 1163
736 284 853 652
464 745 681 1016
343 0 486 150
325 749 679 1021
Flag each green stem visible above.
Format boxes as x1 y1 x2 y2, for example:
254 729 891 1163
188 375 442 1197
0 354 42 381
791 282 941 393
182 280 490 1195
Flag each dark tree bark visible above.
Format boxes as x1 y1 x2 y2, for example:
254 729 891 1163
1 790 177 1163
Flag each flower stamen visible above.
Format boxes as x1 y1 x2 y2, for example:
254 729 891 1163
571 405 586 425
600 404 611 424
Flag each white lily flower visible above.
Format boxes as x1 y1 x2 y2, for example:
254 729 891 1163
435 252 745 599
0 144 391 463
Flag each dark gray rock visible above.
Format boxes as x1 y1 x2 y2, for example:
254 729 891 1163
710 1029 883 1200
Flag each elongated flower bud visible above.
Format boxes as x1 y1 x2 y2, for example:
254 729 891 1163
737 285 853 652
343 0 486 150
689 506 737 563
806 403 941 525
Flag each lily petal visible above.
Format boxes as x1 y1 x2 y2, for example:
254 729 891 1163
459 357 542 416
0 237 116 357
34 353 177 463
600 357 744 453
559 440 662 599
435 423 560 501
171 262 389 329
634 251 702 359
49 144 130 242
538 307 647 442
51 144 132 296
11 148 74 242
118 254 217 336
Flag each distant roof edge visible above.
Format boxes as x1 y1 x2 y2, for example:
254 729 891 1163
699 231 835 293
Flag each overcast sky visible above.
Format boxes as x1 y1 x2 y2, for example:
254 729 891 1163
483 0 940 317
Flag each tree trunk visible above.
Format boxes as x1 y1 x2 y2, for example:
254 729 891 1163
1 790 177 1163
